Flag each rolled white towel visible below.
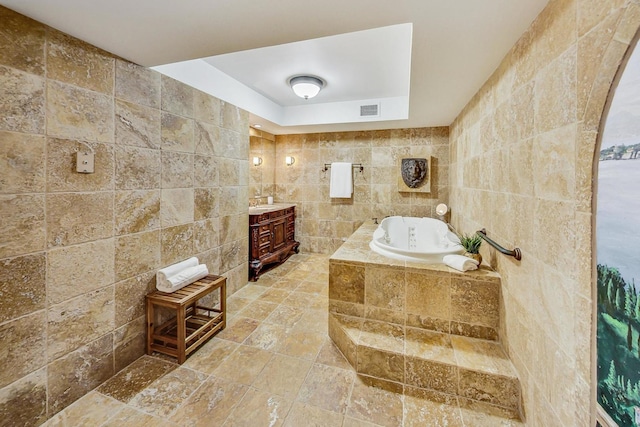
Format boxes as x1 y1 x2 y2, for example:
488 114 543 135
443 254 479 272
156 264 209 293
156 257 209 293
157 257 198 284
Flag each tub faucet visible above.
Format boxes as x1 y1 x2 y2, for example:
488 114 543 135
372 217 378 224
445 222 459 235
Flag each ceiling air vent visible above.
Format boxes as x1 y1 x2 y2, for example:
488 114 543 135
360 103 380 117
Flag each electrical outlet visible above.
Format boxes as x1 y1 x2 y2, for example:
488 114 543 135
76 152 94 174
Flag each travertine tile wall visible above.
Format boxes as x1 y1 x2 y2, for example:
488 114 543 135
272 129 449 254
449 0 640 424
0 6 249 424
249 128 276 200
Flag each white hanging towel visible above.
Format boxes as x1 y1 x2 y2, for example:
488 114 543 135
329 162 353 198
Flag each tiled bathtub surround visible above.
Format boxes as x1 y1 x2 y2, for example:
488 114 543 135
329 222 502 340
328 222 521 417
0 6 249 424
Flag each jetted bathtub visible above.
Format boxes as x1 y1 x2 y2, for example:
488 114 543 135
369 216 464 262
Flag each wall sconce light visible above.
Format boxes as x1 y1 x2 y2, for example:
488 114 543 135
285 156 295 166
289 75 325 100
253 157 263 166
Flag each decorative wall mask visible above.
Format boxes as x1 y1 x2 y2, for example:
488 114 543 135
398 157 431 193
401 158 427 188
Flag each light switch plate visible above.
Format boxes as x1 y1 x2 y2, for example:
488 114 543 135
76 152 95 174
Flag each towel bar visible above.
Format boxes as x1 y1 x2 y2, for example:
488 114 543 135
322 163 364 172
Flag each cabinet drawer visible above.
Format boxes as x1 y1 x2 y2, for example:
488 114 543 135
269 210 284 220
259 234 270 245
259 224 270 233
259 246 270 257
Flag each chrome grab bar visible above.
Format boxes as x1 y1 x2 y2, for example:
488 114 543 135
476 229 522 261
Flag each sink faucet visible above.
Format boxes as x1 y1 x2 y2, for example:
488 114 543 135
249 196 262 208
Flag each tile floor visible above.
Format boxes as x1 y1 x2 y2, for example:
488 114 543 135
44 253 522 427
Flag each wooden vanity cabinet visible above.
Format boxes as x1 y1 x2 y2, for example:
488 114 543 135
249 206 299 281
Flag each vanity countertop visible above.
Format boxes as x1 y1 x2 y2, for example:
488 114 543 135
248 203 296 215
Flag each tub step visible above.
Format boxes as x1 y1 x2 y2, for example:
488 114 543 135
329 313 523 421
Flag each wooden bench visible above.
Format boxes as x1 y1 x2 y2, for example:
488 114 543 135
146 274 226 363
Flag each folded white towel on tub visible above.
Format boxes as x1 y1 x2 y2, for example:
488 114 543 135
329 162 353 198
156 257 209 293
443 254 479 272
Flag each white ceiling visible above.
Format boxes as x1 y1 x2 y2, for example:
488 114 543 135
0 0 550 135
153 24 413 132
204 24 412 107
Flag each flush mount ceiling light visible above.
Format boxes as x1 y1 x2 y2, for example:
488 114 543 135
289 75 325 100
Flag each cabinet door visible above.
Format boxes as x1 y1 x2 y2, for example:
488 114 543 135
271 218 286 251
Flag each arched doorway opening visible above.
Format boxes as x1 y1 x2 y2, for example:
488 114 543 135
594 25 640 427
